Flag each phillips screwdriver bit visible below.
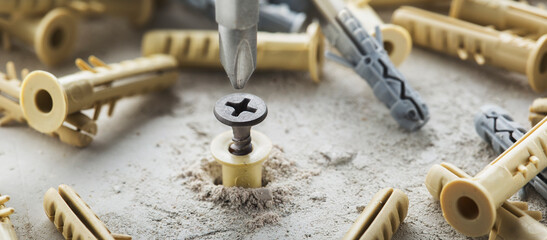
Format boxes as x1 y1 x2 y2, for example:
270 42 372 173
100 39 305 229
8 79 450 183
181 0 307 33
215 0 259 89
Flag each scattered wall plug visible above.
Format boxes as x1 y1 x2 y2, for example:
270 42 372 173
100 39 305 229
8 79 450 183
0 0 97 15
179 0 307 33
0 0 153 65
426 163 546 240
212 93 272 188
437 113 547 236
71 0 154 26
142 22 324 83
19 55 178 140
473 105 547 200
529 98 547 126
0 195 17 240
491 201 547 240
392 7 547 93
0 0 154 26
0 8 79 66
366 0 451 8
0 62 28 126
44 184 132 240
311 0 430 131
342 188 408 240
450 0 547 40
345 0 412 66
0 62 97 147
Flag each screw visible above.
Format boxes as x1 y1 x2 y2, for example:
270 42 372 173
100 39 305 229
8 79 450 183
214 93 268 156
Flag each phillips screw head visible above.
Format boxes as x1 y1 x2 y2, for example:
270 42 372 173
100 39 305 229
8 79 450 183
213 93 267 155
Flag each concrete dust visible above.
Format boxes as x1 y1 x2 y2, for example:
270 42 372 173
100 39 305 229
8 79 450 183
178 146 320 230
247 212 280 229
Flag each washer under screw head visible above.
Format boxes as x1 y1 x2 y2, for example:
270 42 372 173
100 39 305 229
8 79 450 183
214 93 268 156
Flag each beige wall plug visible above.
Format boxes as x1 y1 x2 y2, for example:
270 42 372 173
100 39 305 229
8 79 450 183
346 0 412 66
342 188 409 240
19 55 178 139
426 163 547 240
211 130 272 188
44 184 131 240
142 22 325 83
0 62 98 147
0 0 153 26
450 0 547 40
0 0 153 66
0 8 78 66
392 6 547 93
529 98 547 126
365 0 451 8
0 195 17 240
429 113 547 236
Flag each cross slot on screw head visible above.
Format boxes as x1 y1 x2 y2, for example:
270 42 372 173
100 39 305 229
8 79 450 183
214 93 268 156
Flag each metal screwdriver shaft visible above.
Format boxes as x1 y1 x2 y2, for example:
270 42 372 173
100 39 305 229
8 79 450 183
215 0 259 89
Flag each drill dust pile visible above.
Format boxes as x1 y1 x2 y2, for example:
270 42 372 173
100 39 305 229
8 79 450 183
179 146 321 229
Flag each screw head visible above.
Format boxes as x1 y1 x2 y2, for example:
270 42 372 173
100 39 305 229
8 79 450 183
214 93 268 127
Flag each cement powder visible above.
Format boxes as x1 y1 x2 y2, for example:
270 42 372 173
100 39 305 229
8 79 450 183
178 146 320 230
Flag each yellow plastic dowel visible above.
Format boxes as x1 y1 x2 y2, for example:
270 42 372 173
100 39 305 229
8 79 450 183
20 55 178 134
142 23 325 83
434 115 547 236
0 195 17 240
392 7 547 92
346 0 412 66
343 188 408 240
450 0 547 40
211 130 272 188
426 163 547 239
44 185 132 240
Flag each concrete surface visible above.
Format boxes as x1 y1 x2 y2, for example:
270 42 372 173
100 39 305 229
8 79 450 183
1 2 547 239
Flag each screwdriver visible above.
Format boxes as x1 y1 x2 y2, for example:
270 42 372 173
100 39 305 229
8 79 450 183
215 0 259 89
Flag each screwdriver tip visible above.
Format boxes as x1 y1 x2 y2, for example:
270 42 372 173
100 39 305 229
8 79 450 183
232 43 255 89
222 39 256 89
218 26 257 89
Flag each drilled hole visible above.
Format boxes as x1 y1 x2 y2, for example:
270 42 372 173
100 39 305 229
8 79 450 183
457 196 479 220
35 89 53 113
383 41 394 56
540 52 547 74
49 27 64 49
214 176 222 185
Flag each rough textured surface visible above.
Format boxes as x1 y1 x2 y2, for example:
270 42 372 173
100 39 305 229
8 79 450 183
1 2 547 239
